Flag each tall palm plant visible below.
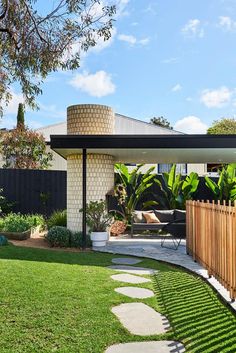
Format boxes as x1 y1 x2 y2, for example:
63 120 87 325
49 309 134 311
205 163 236 202
114 164 158 223
154 164 199 209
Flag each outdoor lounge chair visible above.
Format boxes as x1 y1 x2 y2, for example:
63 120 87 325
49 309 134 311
161 219 186 250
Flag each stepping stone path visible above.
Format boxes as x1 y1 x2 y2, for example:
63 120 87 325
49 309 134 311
108 265 156 275
111 303 169 335
107 257 185 352
105 341 186 353
115 286 154 299
111 274 151 284
112 257 142 265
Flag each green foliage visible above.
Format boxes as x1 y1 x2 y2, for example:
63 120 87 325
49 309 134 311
0 189 15 215
70 232 92 248
80 200 113 232
45 226 71 247
0 213 31 232
205 163 236 202
207 118 236 134
155 165 199 209
114 164 158 222
0 213 45 233
150 116 173 129
0 0 116 115
47 210 67 230
2 126 52 169
16 103 25 128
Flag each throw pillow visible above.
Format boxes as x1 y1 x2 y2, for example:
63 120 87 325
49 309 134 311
143 212 160 224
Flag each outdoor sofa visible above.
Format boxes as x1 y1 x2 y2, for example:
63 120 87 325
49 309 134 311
131 209 186 249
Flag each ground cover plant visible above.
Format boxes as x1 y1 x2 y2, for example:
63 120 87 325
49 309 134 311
0 213 45 233
0 246 235 352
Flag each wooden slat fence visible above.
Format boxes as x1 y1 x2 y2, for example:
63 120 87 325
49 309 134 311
186 200 236 301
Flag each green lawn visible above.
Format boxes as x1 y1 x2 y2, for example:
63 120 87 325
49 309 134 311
0 245 235 353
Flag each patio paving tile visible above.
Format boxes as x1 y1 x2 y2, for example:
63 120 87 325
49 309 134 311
111 257 142 265
105 341 185 353
111 303 169 335
114 286 154 299
107 265 156 275
111 274 151 284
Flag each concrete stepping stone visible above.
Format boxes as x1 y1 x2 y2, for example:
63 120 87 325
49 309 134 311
111 303 169 335
115 286 154 299
108 265 156 275
105 341 185 353
111 274 151 284
112 257 142 265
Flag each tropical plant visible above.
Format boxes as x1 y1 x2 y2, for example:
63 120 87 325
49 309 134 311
154 164 199 209
205 163 236 202
114 164 158 222
80 200 113 232
47 210 66 230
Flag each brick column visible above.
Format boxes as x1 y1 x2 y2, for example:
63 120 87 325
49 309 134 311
66 104 115 232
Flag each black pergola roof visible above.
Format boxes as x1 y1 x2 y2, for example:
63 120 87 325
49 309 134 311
50 134 236 164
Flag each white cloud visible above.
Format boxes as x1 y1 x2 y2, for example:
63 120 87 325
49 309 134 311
181 19 204 38
200 86 232 108
174 116 208 134
218 16 236 31
161 57 179 64
69 70 116 97
171 84 182 92
118 34 150 45
115 0 130 17
3 90 24 115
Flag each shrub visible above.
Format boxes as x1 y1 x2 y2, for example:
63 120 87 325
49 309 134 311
70 232 92 248
45 226 71 247
26 214 46 231
0 213 46 233
0 213 31 232
47 210 67 229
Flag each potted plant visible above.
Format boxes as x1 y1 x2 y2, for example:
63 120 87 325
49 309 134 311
80 200 113 247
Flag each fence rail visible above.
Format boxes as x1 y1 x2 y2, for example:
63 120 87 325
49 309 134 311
186 200 236 300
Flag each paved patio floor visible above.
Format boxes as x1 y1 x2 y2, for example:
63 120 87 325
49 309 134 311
95 235 236 312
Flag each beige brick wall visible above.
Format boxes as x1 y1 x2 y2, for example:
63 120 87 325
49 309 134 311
67 104 115 135
66 104 115 232
67 154 114 231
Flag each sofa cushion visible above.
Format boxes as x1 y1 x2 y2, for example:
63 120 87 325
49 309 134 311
143 212 160 224
174 209 186 221
154 210 175 223
133 210 153 223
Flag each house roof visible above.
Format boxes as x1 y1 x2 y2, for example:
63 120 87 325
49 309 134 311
51 134 236 164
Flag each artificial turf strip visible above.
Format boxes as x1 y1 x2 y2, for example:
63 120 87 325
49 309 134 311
153 270 236 353
0 245 235 353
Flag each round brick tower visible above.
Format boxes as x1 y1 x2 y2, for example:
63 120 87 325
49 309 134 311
67 104 115 231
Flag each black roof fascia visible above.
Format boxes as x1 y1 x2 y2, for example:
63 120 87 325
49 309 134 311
50 134 236 150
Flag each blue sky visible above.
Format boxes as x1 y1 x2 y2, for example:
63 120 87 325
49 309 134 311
3 0 236 133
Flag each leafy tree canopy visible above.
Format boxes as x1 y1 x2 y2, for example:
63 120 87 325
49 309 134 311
1 126 53 169
207 118 236 134
150 116 173 130
0 0 116 115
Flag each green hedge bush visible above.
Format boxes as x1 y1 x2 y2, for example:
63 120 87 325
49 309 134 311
47 210 66 229
45 226 92 248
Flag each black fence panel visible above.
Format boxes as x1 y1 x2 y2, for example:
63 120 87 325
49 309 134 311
0 169 66 216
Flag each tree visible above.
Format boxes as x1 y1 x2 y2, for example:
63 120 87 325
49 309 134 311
150 116 173 129
207 118 236 134
1 126 52 169
16 103 25 128
0 0 116 115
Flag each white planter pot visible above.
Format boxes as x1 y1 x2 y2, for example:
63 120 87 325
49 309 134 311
90 232 108 247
